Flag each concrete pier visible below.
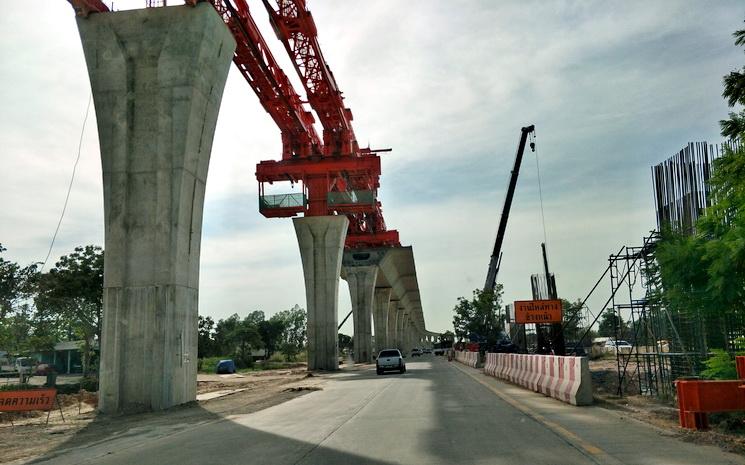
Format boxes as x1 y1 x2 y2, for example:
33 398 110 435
343 266 377 363
294 216 349 370
386 300 398 351
373 288 391 352
77 4 235 413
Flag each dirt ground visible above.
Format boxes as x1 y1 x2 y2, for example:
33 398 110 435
589 358 745 456
0 367 326 464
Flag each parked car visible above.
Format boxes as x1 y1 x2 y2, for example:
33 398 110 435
604 339 633 354
376 349 406 375
411 348 422 357
216 359 236 374
433 348 445 356
422 348 432 354
15 357 35 375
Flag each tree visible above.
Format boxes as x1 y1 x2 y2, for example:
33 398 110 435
452 287 504 346
719 24 745 139
35 245 103 376
259 317 286 358
338 333 352 352
439 330 455 348
274 305 306 361
562 299 588 342
0 244 39 321
597 309 630 339
198 315 216 358
214 313 263 367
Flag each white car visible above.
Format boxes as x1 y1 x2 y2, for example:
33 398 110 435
376 349 406 375
604 340 633 354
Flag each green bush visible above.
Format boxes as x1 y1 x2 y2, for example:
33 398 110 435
199 356 229 373
199 355 255 372
701 350 740 380
0 383 31 391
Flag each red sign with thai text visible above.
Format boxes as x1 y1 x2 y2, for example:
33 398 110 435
0 388 56 412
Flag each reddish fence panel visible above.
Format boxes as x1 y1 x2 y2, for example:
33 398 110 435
0 388 57 412
676 380 745 430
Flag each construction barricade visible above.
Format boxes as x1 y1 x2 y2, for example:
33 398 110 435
482 353 593 406
674 355 745 430
454 350 479 368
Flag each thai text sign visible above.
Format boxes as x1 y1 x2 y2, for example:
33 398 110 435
514 299 563 324
0 388 56 412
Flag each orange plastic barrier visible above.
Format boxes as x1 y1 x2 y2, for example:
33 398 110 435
676 380 745 429
736 355 745 379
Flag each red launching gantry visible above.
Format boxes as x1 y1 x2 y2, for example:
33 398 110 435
68 0 400 249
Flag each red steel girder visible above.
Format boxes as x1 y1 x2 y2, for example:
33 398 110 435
67 0 109 16
256 154 380 183
345 230 400 249
262 0 357 157
208 0 321 159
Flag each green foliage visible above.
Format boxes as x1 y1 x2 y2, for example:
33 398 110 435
274 305 307 361
701 349 739 380
35 246 103 376
597 309 630 338
338 333 352 351
0 245 40 353
198 315 216 358
0 383 32 392
198 356 229 373
259 316 287 358
199 305 307 364
452 287 504 345
720 23 745 139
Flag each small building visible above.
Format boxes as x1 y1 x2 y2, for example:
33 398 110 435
33 341 99 374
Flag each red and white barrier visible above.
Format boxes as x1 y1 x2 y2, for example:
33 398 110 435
454 350 479 368
482 353 592 406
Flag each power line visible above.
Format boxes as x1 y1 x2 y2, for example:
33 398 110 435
40 93 92 272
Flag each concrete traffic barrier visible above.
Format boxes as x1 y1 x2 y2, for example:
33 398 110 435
454 350 479 368
482 353 593 406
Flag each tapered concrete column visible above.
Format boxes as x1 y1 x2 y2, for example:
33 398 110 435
395 308 406 351
294 216 349 370
343 266 378 363
386 300 397 350
373 288 391 352
77 4 235 413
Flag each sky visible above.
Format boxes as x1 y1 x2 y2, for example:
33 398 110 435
1 1 743 335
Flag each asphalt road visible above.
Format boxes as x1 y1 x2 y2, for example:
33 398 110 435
31 357 744 465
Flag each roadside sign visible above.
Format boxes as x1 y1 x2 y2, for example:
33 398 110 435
0 388 56 412
513 299 563 324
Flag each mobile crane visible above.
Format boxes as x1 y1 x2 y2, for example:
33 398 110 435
484 125 535 291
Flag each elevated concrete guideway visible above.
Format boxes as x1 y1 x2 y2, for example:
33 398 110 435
342 246 434 361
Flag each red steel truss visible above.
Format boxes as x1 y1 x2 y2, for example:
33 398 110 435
66 0 400 249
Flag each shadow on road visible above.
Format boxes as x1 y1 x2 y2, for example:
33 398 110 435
27 377 398 465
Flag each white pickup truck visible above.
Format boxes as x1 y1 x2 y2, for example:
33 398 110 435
376 349 406 375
